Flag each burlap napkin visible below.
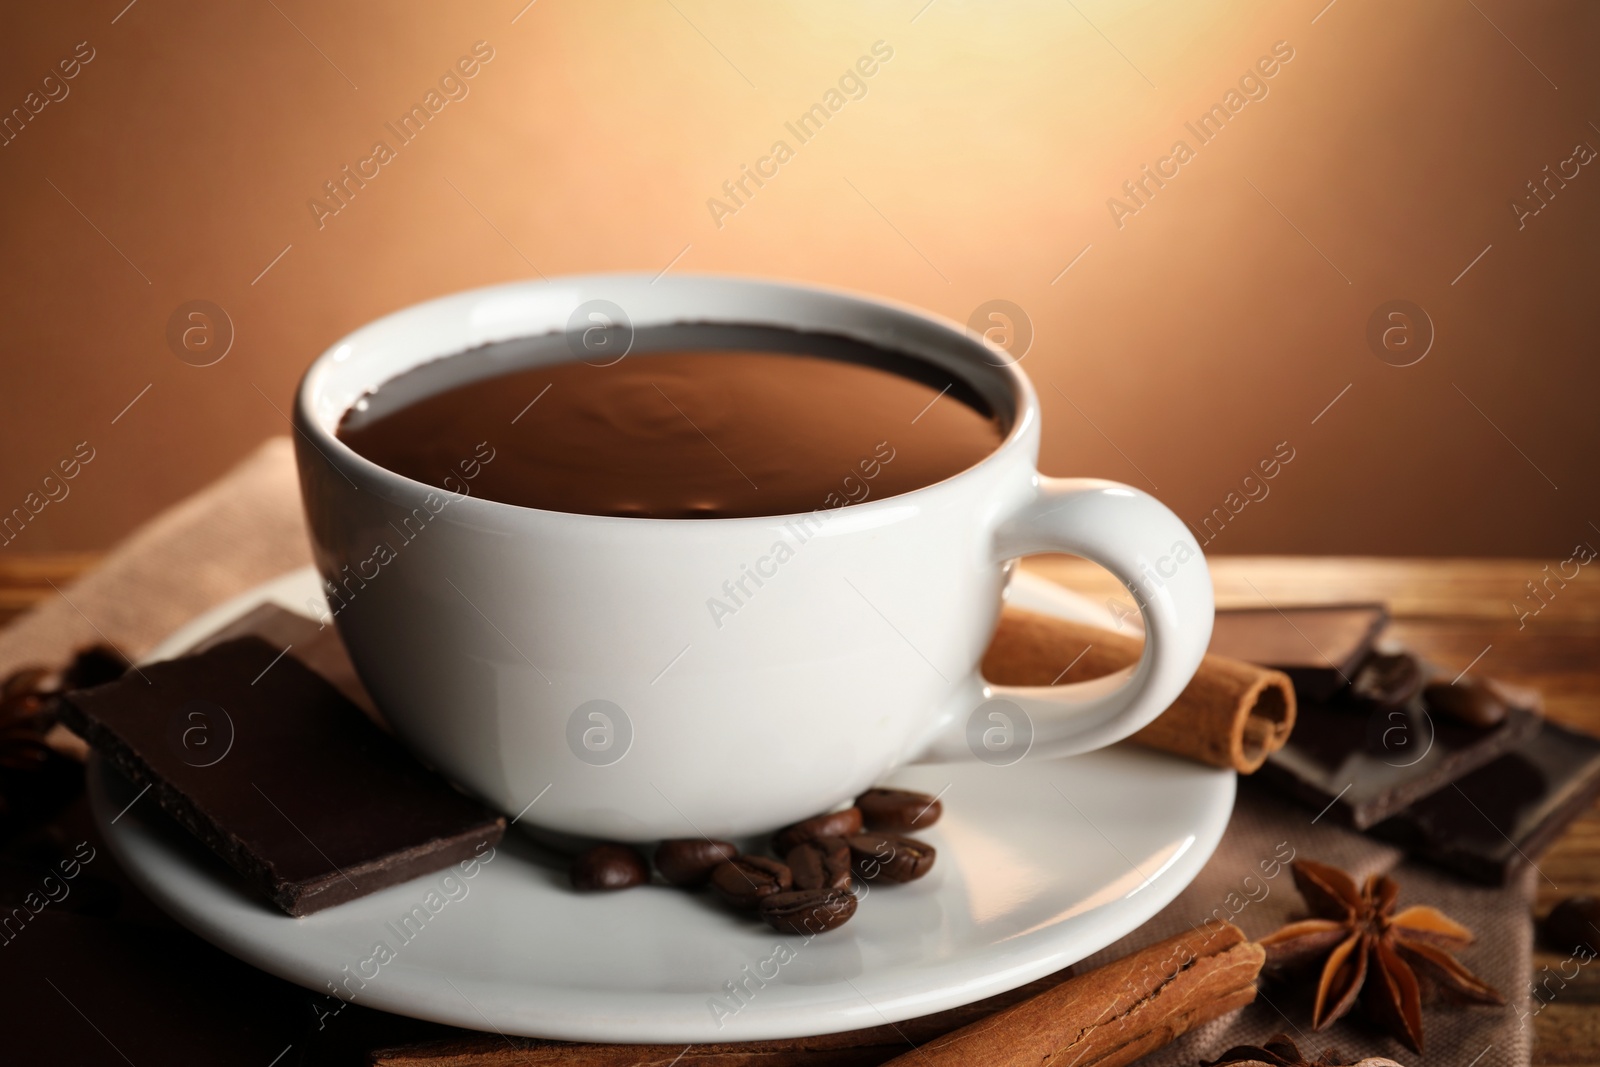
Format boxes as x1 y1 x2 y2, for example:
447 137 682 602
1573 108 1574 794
2 437 1537 1065
0 438 311 676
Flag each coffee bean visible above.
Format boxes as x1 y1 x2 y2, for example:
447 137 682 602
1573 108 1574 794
1351 651 1425 709
61 645 131 692
1423 679 1508 729
570 844 649 891
847 832 936 883
857 787 942 831
654 838 738 887
772 807 863 854
786 836 852 891
759 887 858 935
709 855 793 909
1543 896 1600 955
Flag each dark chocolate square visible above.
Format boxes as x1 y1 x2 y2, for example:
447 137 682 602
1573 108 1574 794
1255 692 1542 829
1368 718 1600 884
60 637 504 916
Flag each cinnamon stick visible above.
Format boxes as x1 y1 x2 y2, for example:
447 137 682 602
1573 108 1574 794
877 922 1264 1067
983 607 1296 773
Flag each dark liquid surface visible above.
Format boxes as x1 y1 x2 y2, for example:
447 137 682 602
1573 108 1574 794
336 326 1006 519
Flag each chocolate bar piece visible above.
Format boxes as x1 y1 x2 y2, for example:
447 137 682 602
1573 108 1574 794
1368 718 1600 884
60 637 504 916
1210 604 1389 701
195 602 379 718
1255 685 1542 829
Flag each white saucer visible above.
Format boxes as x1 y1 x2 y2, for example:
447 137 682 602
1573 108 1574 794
88 567 1233 1044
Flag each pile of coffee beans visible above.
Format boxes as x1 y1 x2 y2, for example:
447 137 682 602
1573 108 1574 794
567 786 943 935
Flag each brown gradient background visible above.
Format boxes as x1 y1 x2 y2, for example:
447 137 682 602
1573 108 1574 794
1 0 1596 557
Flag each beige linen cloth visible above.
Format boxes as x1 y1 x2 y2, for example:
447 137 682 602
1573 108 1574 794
1 438 1537 1066
0 439 310 675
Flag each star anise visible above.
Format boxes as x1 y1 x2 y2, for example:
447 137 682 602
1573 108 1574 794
1260 860 1504 1053
1202 1034 1404 1067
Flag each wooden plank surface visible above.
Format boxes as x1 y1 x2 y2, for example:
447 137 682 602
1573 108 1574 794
5 552 1597 1064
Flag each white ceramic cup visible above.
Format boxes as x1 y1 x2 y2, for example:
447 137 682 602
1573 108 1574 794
294 274 1214 841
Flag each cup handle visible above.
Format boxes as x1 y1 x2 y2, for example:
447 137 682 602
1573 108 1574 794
923 476 1214 763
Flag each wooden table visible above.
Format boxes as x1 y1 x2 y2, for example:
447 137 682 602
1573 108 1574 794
6 554 1598 1063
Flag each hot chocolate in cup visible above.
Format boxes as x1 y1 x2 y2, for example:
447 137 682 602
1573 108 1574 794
294 274 1214 840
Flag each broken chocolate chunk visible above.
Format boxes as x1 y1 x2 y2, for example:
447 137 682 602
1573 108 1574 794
1368 718 1600 884
1256 686 1541 830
